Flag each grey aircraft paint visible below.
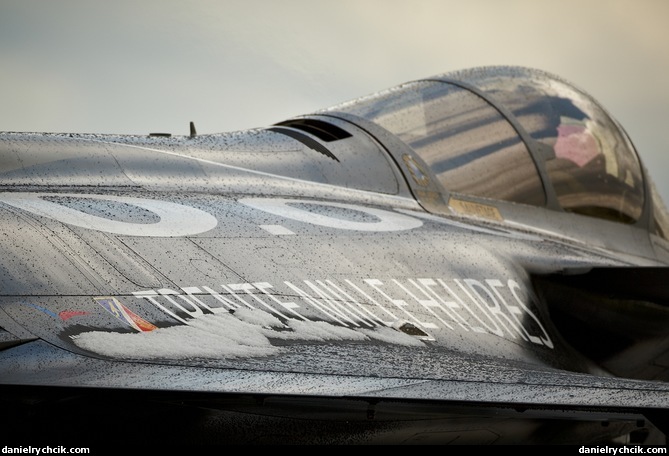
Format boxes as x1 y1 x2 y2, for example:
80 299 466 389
1 66 668 445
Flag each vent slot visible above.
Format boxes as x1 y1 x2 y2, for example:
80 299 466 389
268 127 339 162
275 119 352 142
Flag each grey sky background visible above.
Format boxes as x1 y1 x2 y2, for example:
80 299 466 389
2 0 669 203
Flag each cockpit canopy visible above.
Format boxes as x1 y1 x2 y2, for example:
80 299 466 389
324 66 648 226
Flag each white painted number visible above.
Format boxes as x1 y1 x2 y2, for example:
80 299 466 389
0 193 218 237
240 198 423 232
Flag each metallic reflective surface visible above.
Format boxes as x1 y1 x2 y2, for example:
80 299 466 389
1 66 668 445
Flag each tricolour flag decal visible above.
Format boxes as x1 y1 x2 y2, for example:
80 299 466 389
94 297 158 332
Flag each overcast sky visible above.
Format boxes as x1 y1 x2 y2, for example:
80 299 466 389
2 0 669 202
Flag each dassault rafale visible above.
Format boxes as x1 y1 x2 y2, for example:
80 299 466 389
1 66 669 445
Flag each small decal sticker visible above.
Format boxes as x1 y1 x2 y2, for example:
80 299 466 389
449 197 503 222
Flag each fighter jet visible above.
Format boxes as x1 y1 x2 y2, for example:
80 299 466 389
1 66 668 445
